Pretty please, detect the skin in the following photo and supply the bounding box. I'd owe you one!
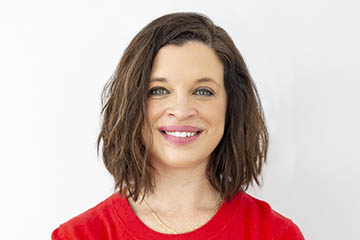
[129,41,227,234]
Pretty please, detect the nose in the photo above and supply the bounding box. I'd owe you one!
[166,94,197,120]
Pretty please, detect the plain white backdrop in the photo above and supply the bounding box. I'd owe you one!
[0,0,359,239]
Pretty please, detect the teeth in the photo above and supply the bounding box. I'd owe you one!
[165,131,197,137]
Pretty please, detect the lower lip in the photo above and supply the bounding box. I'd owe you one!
[159,131,202,145]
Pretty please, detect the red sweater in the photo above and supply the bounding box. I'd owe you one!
[52,191,305,239]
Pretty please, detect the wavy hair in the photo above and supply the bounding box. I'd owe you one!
[97,12,268,202]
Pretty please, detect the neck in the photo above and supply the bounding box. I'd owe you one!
[145,162,220,211]
[135,159,221,213]
[156,169,218,209]
[127,159,223,234]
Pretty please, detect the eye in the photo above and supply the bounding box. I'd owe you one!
[148,87,169,96]
[194,88,214,96]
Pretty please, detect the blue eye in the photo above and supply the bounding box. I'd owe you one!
[148,87,169,96]
[194,88,214,96]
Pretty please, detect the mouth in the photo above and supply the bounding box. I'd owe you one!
[157,126,204,145]
[159,130,202,138]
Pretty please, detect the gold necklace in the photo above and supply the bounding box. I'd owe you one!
[143,196,223,234]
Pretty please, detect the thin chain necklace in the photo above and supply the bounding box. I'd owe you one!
[143,195,223,234]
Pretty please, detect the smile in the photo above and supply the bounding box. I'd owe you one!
[163,131,199,138]
[158,126,203,145]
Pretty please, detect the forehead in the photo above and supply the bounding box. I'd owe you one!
[150,41,224,85]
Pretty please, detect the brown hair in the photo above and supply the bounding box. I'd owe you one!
[97,12,268,202]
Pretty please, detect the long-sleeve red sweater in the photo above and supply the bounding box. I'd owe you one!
[52,191,305,239]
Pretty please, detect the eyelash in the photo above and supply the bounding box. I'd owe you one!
[148,87,214,97]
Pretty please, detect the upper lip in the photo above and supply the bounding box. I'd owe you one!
[158,125,204,133]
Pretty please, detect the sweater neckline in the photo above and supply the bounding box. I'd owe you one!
[111,191,245,239]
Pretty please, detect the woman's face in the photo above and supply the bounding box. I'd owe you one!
[143,41,227,169]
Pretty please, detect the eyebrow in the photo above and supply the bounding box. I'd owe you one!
[149,77,220,87]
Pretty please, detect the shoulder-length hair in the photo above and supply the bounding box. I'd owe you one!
[97,12,268,202]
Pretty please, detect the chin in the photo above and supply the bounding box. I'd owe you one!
[152,153,208,169]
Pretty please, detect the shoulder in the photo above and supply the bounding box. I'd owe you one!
[51,192,126,240]
[231,192,305,239]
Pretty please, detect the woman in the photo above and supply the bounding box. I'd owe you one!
[52,12,305,239]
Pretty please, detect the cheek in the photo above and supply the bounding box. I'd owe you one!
[142,102,162,146]
[205,101,227,138]
[203,100,226,123]
[146,101,163,123]
[142,102,158,146]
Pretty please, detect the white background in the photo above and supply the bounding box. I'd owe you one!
[1,0,359,239]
